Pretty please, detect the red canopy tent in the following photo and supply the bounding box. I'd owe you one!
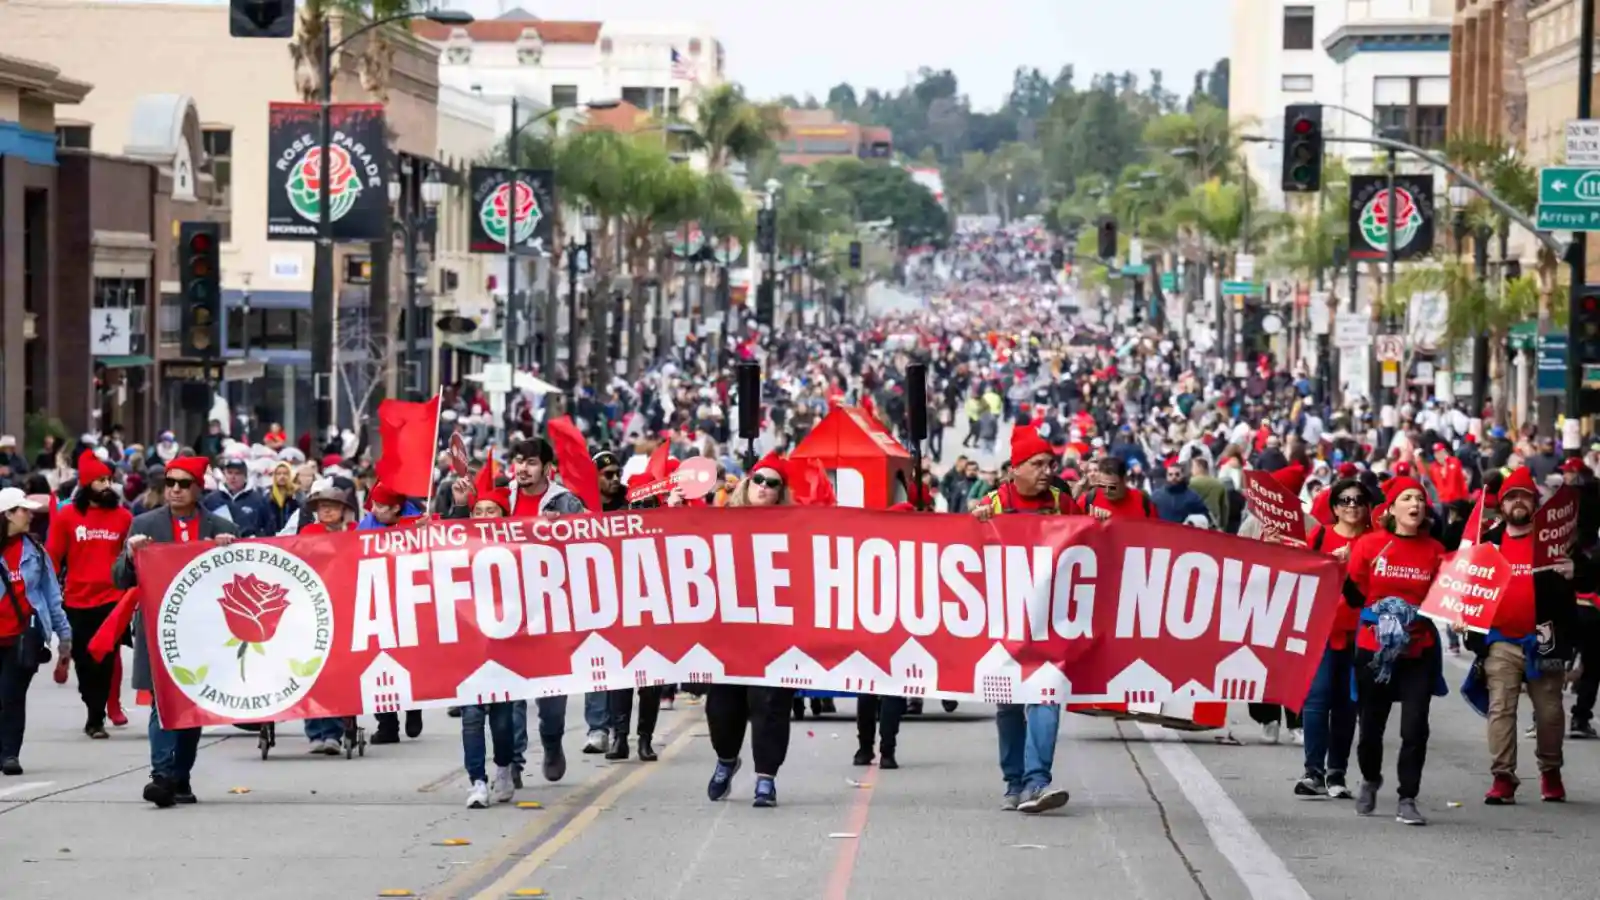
[789,405,913,509]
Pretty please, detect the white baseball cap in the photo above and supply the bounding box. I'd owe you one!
[0,487,42,513]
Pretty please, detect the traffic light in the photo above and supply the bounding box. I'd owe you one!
[1578,287,1600,364]
[755,280,775,327]
[848,240,862,269]
[756,209,776,255]
[229,0,293,37]
[1050,247,1065,270]
[1281,103,1324,193]
[180,222,222,359]
[1096,217,1117,260]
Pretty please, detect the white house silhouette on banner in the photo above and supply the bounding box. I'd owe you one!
[455,660,523,704]
[973,643,1022,704]
[677,644,725,683]
[1022,662,1071,705]
[891,638,938,697]
[360,652,413,713]
[1213,647,1268,702]
[572,633,624,691]
[831,651,892,693]
[1107,659,1171,705]
[766,647,827,689]
[624,647,673,688]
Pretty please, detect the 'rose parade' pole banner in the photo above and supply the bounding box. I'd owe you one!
[468,168,556,255]
[266,103,389,241]
[132,509,1342,729]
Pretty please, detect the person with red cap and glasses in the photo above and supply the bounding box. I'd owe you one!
[1473,466,1587,804]
[113,456,238,808]
[705,451,796,809]
[45,450,132,738]
[1341,474,1447,825]
[970,426,1075,814]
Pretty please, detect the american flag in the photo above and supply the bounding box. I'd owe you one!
[671,47,697,82]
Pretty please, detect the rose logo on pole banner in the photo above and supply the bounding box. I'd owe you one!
[286,144,363,224]
[479,179,540,248]
[218,574,292,681]
[1358,187,1422,255]
[157,544,335,719]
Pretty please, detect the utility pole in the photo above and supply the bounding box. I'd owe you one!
[1567,0,1595,453]
[503,97,521,370]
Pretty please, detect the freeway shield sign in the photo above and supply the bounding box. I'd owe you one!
[1538,167,1600,205]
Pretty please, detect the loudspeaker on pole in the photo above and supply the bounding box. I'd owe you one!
[906,363,928,442]
[737,362,761,440]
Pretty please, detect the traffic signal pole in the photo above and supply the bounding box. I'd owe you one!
[1567,0,1595,452]
[312,15,335,434]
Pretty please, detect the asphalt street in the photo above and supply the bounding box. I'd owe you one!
[7,424,1596,900]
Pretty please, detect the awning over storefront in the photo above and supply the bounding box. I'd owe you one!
[95,354,155,368]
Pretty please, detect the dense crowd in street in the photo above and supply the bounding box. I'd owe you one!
[2,219,1598,829]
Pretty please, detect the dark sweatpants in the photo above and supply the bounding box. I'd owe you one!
[1355,650,1434,800]
[65,604,116,729]
[706,685,794,776]
[608,685,662,738]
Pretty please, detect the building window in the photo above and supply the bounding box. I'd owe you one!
[1374,76,1449,150]
[1281,74,1314,93]
[1283,6,1315,50]
[202,127,233,210]
[669,87,680,119]
[621,87,652,111]
[801,139,854,155]
[551,85,579,109]
[55,125,90,149]
[158,297,181,346]
[227,307,310,350]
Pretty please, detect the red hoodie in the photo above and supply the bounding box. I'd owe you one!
[1428,458,1469,504]
[45,502,133,609]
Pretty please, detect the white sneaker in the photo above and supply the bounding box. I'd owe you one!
[1262,722,1281,744]
[466,780,490,809]
[583,730,608,754]
[1289,728,1304,746]
[490,767,516,804]
[308,740,327,755]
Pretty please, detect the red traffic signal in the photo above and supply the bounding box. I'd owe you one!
[1293,117,1315,135]
[189,231,214,254]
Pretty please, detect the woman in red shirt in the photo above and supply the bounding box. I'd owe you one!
[1342,476,1446,826]
[1293,477,1373,800]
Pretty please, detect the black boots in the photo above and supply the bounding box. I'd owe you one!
[605,733,630,760]
[638,736,658,762]
[878,741,899,769]
[607,734,659,761]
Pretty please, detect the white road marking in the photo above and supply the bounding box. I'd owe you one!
[1137,724,1314,900]
[0,781,54,799]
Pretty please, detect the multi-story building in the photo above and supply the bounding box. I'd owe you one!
[430,84,502,387]
[1522,0,1600,279]
[0,0,448,438]
[777,109,893,166]
[1230,0,1452,207]
[413,10,724,125]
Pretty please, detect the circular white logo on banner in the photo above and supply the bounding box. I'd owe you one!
[156,543,334,720]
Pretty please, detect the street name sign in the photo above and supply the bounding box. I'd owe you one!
[1536,166,1600,231]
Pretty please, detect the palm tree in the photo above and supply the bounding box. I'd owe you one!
[685,83,785,173]
[288,0,418,102]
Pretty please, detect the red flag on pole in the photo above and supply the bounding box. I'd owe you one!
[546,416,601,513]
[473,445,501,499]
[375,395,441,499]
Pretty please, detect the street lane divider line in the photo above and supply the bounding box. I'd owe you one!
[0,781,54,800]
[822,763,879,900]
[425,713,699,900]
[465,725,699,900]
[1135,723,1313,900]
[0,732,233,817]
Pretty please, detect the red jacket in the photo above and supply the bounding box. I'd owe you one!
[1429,458,1469,504]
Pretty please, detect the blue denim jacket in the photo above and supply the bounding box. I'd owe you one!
[2,536,71,647]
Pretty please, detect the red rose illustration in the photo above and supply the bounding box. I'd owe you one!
[297,147,355,195]
[218,574,291,681]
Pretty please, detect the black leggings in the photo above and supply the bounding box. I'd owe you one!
[705,685,793,776]
[1355,649,1434,799]
[65,605,116,729]
[0,645,37,760]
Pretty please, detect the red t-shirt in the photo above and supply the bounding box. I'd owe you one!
[171,514,198,544]
[45,503,133,609]
[509,489,546,517]
[1088,487,1155,519]
[1310,525,1366,649]
[1347,530,1446,655]
[1493,532,1537,638]
[0,539,33,640]
[298,521,349,534]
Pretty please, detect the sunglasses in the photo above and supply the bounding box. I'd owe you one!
[750,474,785,490]
[164,477,197,490]
[1334,494,1368,507]
[599,469,621,479]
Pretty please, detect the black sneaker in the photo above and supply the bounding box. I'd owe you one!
[371,728,400,745]
[1294,773,1327,797]
[637,738,658,762]
[405,710,424,739]
[143,776,177,808]
[852,747,873,766]
[0,757,21,776]
[879,749,899,770]
[1571,720,1597,740]
[174,780,197,805]
[542,743,567,782]
[605,735,629,761]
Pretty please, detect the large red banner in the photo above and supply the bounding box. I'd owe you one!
[132,509,1343,729]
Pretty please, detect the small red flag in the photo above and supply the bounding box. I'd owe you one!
[789,457,837,507]
[473,444,500,498]
[546,416,601,513]
[375,395,441,500]
[645,441,672,481]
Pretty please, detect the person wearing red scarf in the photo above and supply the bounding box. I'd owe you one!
[45,452,132,738]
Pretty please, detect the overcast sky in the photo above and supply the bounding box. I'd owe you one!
[452,0,1232,111]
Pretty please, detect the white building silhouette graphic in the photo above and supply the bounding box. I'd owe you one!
[891,638,938,697]
[571,633,624,691]
[360,652,413,713]
[1107,659,1172,705]
[1173,679,1216,700]
[677,644,725,683]
[1214,647,1268,702]
[973,643,1022,704]
[765,647,827,689]
[1021,662,1071,705]
[831,651,892,694]
[455,660,523,704]
[624,647,673,688]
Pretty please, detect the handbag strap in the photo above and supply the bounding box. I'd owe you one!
[0,542,34,633]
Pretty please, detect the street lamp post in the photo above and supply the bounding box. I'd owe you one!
[565,209,599,413]
[389,164,445,401]
[311,8,473,433]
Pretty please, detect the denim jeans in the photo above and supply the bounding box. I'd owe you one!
[462,702,516,783]
[148,697,201,782]
[304,717,344,743]
[996,703,1061,795]
[1301,644,1357,779]
[584,691,609,731]
[511,700,527,769]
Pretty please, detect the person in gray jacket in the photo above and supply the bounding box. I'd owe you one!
[112,456,238,808]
